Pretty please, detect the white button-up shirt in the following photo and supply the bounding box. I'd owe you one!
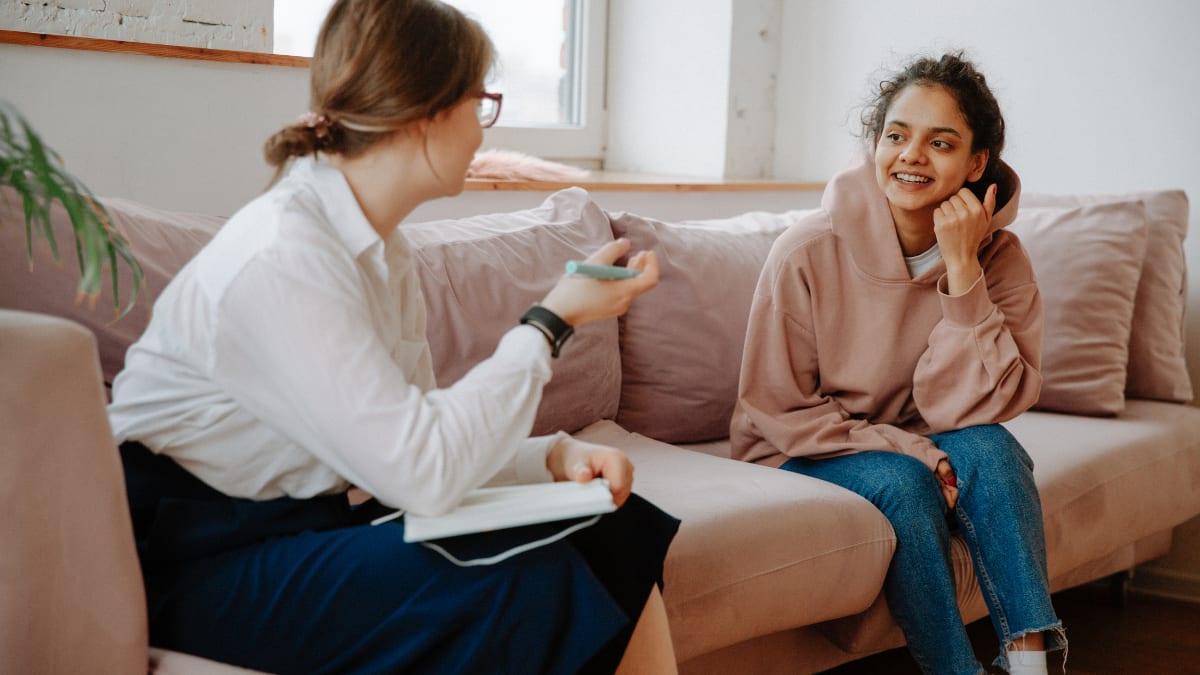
[109,157,556,515]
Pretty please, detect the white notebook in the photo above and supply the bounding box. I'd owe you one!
[401,478,616,543]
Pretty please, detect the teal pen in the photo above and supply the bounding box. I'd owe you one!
[565,260,642,279]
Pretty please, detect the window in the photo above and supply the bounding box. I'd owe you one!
[274,0,606,163]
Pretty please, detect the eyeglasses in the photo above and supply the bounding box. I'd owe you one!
[477,92,503,128]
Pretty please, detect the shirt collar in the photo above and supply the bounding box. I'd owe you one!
[291,156,383,260]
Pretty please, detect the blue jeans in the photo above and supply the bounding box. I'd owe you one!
[782,425,1065,674]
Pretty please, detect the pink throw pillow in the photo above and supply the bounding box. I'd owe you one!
[1008,201,1150,415]
[404,188,620,436]
[1023,191,1192,403]
[0,188,226,386]
[608,209,812,443]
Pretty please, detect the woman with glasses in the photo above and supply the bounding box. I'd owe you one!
[107,0,679,673]
[731,53,1064,674]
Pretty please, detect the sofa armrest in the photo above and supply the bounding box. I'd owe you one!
[0,309,147,674]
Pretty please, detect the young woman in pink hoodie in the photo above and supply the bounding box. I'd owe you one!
[731,53,1065,674]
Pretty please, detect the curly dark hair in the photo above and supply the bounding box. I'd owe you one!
[862,52,1006,197]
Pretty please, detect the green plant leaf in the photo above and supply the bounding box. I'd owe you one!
[1,99,145,316]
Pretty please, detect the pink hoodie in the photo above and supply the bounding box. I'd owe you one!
[730,149,1043,470]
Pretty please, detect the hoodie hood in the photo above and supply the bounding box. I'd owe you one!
[821,145,1022,281]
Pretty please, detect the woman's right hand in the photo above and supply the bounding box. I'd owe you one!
[538,238,659,327]
[546,435,634,507]
[936,458,959,510]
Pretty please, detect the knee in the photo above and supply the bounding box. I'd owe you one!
[935,424,1033,478]
[870,457,946,524]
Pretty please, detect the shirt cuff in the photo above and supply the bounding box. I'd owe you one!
[514,432,562,484]
[937,271,992,327]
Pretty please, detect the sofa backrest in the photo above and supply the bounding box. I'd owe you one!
[5,184,1190,445]
[403,187,621,436]
[1,185,621,436]
[605,189,1192,444]
[608,209,815,443]
[0,188,226,388]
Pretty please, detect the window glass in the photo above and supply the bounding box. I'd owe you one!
[273,0,583,127]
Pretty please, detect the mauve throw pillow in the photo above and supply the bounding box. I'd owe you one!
[1008,201,1150,415]
[403,188,619,436]
[1023,191,1192,403]
[608,209,813,443]
[0,188,225,386]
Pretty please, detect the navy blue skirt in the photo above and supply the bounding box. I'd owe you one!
[121,442,679,675]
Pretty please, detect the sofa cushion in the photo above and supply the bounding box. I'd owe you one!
[1008,201,1149,415]
[573,420,896,662]
[608,209,813,443]
[404,188,620,436]
[0,188,226,387]
[1023,191,1192,403]
[1012,400,1200,580]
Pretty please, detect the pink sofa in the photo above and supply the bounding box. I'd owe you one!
[3,186,1199,674]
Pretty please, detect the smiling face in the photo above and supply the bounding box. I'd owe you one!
[874,84,989,231]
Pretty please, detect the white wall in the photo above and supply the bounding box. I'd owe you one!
[773,0,1200,598]
[0,0,272,52]
[605,0,733,177]
[604,0,782,179]
[0,43,308,215]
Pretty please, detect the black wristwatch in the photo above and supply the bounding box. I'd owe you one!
[520,304,574,358]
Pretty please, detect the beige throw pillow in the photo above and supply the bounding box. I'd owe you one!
[608,209,812,443]
[1023,191,1192,403]
[404,188,621,436]
[1008,201,1150,415]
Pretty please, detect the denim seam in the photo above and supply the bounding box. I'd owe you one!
[955,502,1011,639]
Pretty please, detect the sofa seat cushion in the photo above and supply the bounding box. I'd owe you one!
[573,420,896,662]
[1011,400,1200,579]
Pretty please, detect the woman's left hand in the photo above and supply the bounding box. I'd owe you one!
[546,435,634,507]
[934,184,996,295]
[935,458,959,510]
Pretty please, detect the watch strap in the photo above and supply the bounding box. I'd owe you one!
[520,304,574,358]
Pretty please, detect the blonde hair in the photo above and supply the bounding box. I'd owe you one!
[263,0,494,183]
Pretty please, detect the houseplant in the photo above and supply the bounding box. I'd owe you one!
[1,99,143,316]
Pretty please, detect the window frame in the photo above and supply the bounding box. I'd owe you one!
[0,0,609,164]
[478,0,607,164]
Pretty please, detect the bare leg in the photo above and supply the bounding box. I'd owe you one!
[615,586,677,675]
[1010,632,1045,651]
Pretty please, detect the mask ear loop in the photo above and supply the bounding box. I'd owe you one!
[419,514,604,567]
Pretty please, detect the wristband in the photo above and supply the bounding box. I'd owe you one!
[520,304,574,358]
